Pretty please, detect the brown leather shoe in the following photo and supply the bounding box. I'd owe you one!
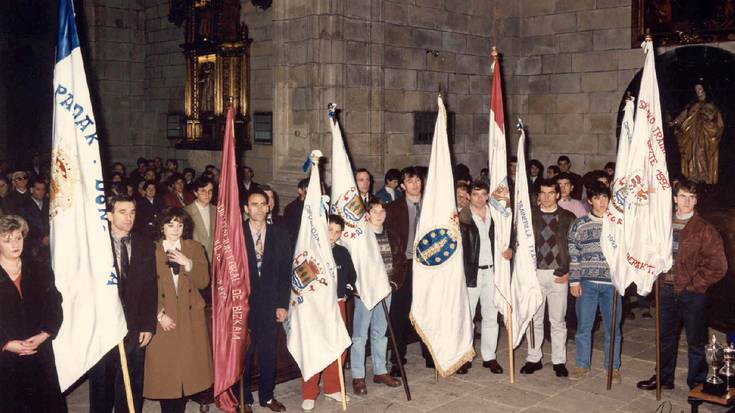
[263,398,287,412]
[352,378,368,395]
[482,359,503,374]
[373,373,401,387]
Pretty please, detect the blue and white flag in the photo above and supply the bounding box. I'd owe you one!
[510,123,543,348]
[410,96,474,377]
[50,0,127,391]
[285,150,351,381]
[328,104,391,310]
[620,39,673,295]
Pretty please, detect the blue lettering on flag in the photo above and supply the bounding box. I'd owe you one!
[54,82,99,145]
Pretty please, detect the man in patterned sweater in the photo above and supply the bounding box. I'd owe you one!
[521,178,576,377]
[568,182,622,382]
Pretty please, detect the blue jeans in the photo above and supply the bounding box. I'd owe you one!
[350,295,391,379]
[659,284,707,388]
[574,281,622,370]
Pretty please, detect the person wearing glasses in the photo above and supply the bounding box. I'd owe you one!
[6,171,30,214]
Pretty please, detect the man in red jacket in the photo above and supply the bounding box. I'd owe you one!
[637,179,727,391]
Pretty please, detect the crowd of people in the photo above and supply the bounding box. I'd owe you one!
[0,152,728,413]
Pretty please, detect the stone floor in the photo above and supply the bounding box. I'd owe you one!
[66,308,732,412]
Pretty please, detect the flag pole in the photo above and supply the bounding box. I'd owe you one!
[336,356,347,411]
[606,293,619,390]
[382,299,411,400]
[117,342,135,413]
[528,317,535,348]
[655,279,662,400]
[506,303,515,384]
[239,373,245,413]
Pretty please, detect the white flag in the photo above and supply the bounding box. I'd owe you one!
[410,96,475,377]
[620,39,673,295]
[51,0,127,391]
[328,105,391,310]
[510,123,543,348]
[601,97,636,294]
[488,51,513,314]
[285,150,351,381]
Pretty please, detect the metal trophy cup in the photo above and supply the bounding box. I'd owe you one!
[703,335,726,395]
[719,342,735,388]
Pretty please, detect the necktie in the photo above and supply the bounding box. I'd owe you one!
[119,236,130,300]
[255,231,264,276]
[414,202,421,232]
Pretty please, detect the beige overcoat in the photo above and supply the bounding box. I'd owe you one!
[143,239,213,399]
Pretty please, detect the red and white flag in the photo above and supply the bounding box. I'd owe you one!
[619,39,673,295]
[212,106,251,412]
[488,49,513,314]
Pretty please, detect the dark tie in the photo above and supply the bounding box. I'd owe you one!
[119,236,130,300]
[414,202,421,231]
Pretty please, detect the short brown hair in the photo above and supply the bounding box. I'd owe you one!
[673,178,699,198]
[0,215,29,239]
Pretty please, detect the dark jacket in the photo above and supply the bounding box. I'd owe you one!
[116,232,158,334]
[674,212,728,294]
[531,206,576,276]
[244,222,292,329]
[5,190,30,215]
[384,197,411,285]
[134,195,165,238]
[379,227,405,289]
[375,186,402,203]
[0,260,66,412]
[332,244,357,298]
[283,198,304,244]
[459,207,495,288]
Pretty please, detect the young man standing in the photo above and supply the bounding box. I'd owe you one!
[637,179,727,391]
[355,168,374,205]
[557,173,588,218]
[568,182,622,382]
[375,169,403,203]
[557,156,582,199]
[184,176,216,260]
[521,179,576,377]
[351,199,401,396]
[458,181,512,375]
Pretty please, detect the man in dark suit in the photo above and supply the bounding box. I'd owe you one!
[17,178,50,265]
[239,165,260,201]
[355,168,374,205]
[242,189,291,412]
[5,170,30,214]
[282,178,309,243]
[260,184,286,228]
[384,166,432,377]
[89,195,157,413]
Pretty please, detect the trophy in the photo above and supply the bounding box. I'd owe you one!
[703,335,726,395]
[719,342,735,388]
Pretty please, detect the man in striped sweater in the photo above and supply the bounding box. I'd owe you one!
[568,181,622,382]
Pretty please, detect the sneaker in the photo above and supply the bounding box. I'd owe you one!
[325,392,350,403]
[610,369,622,384]
[569,367,590,381]
[301,399,315,411]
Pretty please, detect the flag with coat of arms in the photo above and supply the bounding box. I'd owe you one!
[285,150,352,381]
[410,96,475,377]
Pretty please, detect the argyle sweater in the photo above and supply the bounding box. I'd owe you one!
[568,214,611,284]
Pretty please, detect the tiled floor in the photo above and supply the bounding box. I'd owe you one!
[65,308,732,412]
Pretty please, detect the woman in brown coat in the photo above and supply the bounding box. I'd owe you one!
[143,208,212,413]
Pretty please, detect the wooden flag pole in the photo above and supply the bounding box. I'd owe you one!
[655,279,662,401]
[239,373,245,413]
[336,356,347,411]
[382,299,411,400]
[606,294,619,390]
[117,342,135,413]
[506,303,515,384]
[529,316,535,348]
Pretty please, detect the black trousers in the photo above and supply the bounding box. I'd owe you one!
[159,398,187,413]
[241,317,278,406]
[389,263,430,366]
[88,333,146,413]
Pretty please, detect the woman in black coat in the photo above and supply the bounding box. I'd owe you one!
[0,215,66,413]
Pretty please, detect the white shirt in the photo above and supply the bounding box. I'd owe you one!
[471,204,494,267]
[32,197,43,210]
[195,201,211,236]
[385,186,396,201]
[162,239,192,294]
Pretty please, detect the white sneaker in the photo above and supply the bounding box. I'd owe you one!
[325,392,350,403]
[301,399,315,411]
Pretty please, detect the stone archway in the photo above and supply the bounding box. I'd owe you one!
[620,45,735,205]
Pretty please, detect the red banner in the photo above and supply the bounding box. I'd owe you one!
[212,106,250,412]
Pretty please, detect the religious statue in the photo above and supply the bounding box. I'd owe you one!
[671,82,724,184]
[198,61,215,114]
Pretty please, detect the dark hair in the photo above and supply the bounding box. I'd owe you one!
[556,172,574,184]
[243,165,253,174]
[29,177,46,189]
[557,155,571,164]
[165,159,178,168]
[155,207,193,240]
[604,162,615,171]
[136,157,147,166]
[328,214,345,230]
[469,180,489,193]
[366,197,386,212]
[246,188,269,204]
[355,168,372,179]
[205,164,216,171]
[401,166,422,183]
[587,181,611,199]
[112,162,126,172]
[455,181,470,192]
[673,178,700,197]
[192,176,214,192]
[537,178,560,194]
[509,156,518,164]
[547,165,560,175]
[384,168,401,183]
[297,178,310,190]
[142,180,157,192]
[183,167,195,176]
[106,194,136,212]
[529,159,544,172]
[167,173,185,187]
[455,164,471,183]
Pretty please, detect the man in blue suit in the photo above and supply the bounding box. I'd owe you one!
[241,189,292,412]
